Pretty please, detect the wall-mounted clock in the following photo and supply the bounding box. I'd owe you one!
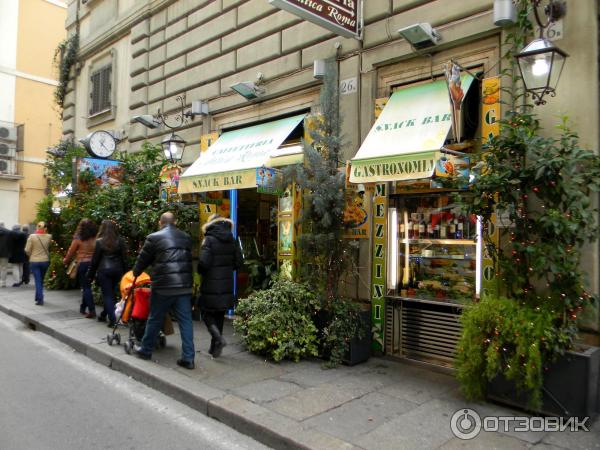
[82,130,117,159]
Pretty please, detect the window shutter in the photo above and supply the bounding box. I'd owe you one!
[89,65,112,115]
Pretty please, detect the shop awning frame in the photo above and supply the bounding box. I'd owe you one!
[179,114,305,193]
[350,75,475,184]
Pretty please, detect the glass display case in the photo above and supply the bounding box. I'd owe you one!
[387,193,481,306]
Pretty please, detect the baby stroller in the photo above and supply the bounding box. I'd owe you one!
[106,271,167,353]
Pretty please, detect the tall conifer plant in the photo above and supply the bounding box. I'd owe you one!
[286,59,354,305]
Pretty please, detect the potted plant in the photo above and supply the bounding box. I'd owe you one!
[448,1,600,416]
[284,58,369,367]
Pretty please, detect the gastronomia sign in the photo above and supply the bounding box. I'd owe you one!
[269,0,361,39]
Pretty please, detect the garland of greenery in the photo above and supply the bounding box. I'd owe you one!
[454,1,600,410]
[53,32,79,110]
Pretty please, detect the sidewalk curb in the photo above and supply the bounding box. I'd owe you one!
[0,301,353,450]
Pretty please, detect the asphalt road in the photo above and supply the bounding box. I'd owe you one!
[0,311,270,450]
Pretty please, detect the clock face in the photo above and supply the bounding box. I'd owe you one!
[88,131,116,158]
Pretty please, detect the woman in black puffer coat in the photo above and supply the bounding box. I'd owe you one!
[198,214,243,358]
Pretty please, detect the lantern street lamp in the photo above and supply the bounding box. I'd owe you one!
[162,132,186,163]
[515,0,568,105]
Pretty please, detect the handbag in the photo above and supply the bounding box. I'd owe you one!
[66,259,79,279]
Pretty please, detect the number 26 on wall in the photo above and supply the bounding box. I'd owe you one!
[340,77,358,95]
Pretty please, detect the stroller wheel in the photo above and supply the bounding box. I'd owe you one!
[114,333,121,345]
[124,340,132,354]
[159,335,167,349]
[107,334,113,346]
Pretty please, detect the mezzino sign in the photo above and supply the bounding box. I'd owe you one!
[269,0,362,39]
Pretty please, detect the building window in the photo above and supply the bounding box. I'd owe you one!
[89,65,112,116]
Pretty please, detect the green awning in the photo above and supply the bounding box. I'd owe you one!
[179,114,305,193]
[350,75,474,183]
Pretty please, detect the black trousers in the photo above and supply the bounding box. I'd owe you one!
[202,310,225,335]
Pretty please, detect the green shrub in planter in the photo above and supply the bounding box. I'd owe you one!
[320,297,366,368]
[234,278,320,362]
[456,295,570,410]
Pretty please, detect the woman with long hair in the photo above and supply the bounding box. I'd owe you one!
[87,220,128,327]
[64,218,98,317]
[24,222,52,305]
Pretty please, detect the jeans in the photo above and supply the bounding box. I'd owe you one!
[97,268,121,323]
[11,263,23,285]
[30,261,49,304]
[22,259,30,284]
[0,257,8,287]
[140,291,195,362]
[77,261,94,314]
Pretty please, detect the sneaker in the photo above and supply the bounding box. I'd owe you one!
[133,345,151,360]
[97,315,107,323]
[176,359,195,370]
[107,321,116,328]
[12,282,22,287]
[84,312,96,319]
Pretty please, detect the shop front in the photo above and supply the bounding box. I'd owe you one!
[179,114,306,296]
[351,68,494,368]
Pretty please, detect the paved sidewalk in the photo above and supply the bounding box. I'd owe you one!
[1,285,598,450]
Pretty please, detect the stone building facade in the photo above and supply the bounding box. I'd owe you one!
[63,0,599,339]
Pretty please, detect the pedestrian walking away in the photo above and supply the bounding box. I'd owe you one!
[198,214,243,358]
[21,225,31,285]
[0,221,13,288]
[87,220,128,327]
[132,211,195,369]
[9,225,27,287]
[64,219,97,317]
[24,222,52,305]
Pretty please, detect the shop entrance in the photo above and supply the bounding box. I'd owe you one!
[236,189,279,296]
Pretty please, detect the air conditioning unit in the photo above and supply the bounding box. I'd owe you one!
[0,142,16,158]
[0,125,17,142]
[0,159,16,175]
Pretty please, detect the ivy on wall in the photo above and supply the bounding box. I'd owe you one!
[53,32,79,110]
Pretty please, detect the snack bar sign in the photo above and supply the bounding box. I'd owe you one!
[269,0,361,39]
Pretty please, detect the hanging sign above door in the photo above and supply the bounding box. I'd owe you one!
[269,0,362,39]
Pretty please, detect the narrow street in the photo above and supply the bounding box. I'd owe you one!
[0,311,269,450]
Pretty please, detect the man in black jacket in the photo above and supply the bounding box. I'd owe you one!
[132,212,195,369]
[198,214,243,358]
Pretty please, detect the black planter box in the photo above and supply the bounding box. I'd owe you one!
[343,310,372,366]
[487,346,600,418]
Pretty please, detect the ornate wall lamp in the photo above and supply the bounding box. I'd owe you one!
[132,94,209,162]
[515,0,568,105]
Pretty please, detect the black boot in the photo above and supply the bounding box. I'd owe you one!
[207,324,226,358]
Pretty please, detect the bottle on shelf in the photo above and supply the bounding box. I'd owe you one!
[439,217,447,239]
[456,211,465,239]
[426,213,434,239]
[399,219,405,239]
[448,214,456,239]
[418,214,426,239]
[412,214,420,240]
